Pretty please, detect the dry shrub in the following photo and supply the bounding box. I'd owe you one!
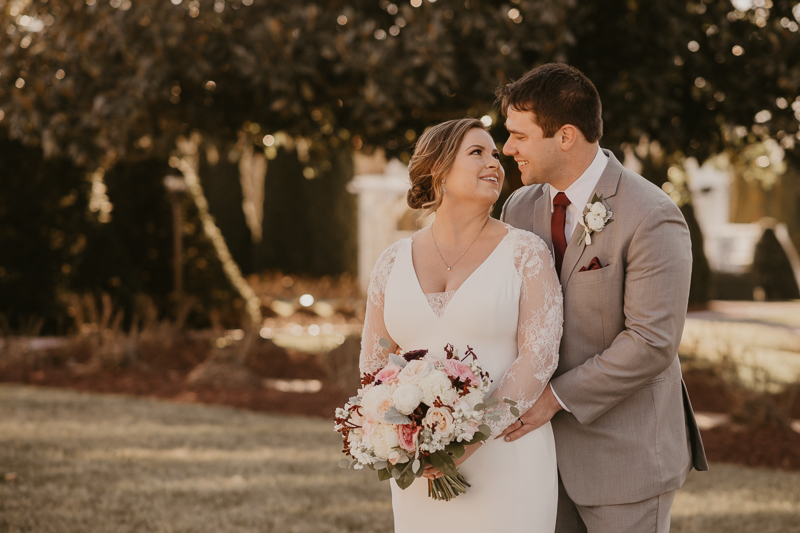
[0,315,46,369]
[720,358,800,428]
[682,343,800,427]
[186,329,263,389]
[65,293,201,374]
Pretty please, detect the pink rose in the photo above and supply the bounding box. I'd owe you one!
[443,359,477,384]
[375,363,402,384]
[397,424,421,452]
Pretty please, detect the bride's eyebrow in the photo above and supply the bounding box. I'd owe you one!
[465,144,488,152]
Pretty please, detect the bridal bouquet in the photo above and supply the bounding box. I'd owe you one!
[334,341,519,501]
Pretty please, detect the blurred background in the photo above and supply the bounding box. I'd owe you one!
[1,0,800,531]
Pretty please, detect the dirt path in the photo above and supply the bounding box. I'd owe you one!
[1,384,799,532]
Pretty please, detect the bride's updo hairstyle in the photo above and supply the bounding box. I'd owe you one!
[407,118,486,216]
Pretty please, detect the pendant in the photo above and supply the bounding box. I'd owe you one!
[447,267,451,271]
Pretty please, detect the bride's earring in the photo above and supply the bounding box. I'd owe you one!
[443,180,446,194]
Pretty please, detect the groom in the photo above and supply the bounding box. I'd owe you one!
[497,63,708,532]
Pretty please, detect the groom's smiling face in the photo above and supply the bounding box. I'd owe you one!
[502,108,561,187]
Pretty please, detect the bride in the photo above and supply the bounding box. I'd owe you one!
[359,118,563,531]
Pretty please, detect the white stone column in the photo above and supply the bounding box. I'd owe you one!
[347,159,429,293]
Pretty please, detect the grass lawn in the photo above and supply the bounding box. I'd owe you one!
[1,384,799,533]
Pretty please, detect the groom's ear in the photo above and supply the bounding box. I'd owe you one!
[557,125,580,152]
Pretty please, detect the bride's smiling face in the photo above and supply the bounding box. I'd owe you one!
[440,128,504,207]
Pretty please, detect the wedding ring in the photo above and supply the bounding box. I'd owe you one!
[517,417,524,426]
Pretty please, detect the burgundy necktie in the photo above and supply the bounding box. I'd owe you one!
[551,192,571,274]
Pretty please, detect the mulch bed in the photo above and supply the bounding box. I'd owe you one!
[701,425,800,471]
[2,343,800,471]
[9,367,350,419]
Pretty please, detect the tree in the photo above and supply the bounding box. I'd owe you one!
[2,0,800,326]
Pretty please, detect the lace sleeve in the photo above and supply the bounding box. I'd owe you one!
[359,241,402,375]
[484,229,563,438]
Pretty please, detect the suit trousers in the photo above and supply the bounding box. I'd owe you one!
[556,474,676,533]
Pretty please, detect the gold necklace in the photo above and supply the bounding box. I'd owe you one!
[430,218,490,271]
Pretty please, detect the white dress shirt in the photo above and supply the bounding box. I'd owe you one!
[547,146,608,413]
[548,146,609,244]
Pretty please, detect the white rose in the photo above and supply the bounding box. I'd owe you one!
[424,407,455,437]
[361,384,394,423]
[398,359,430,385]
[370,423,400,460]
[585,212,605,232]
[392,384,423,415]
[418,370,458,407]
[589,202,607,218]
[462,390,485,410]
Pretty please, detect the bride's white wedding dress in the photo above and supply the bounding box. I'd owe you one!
[360,225,563,532]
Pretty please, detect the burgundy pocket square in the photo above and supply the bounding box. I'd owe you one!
[579,257,606,272]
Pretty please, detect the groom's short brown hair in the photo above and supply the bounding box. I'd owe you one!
[495,63,603,143]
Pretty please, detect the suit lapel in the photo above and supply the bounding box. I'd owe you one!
[561,149,623,287]
[560,220,588,286]
[532,186,554,254]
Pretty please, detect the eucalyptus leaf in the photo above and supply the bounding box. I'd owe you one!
[338,458,350,469]
[373,460,388,470]
[383,406,412,424]
[486,414,501,421]
[396,468,416,490]
[389,353,407,369]
[473,403,486,411]
[446,441,465,459]
[510,406,520,417]
[484,397,499,406]
[429,450,458,478]
[391,467,401,480]
[399,457,414,474]
[478,424,492,436]
[503,398,518,406]
[412,458,421,473]
[379,337,392,350]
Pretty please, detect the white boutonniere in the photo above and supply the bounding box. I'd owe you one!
[577,193,613,245]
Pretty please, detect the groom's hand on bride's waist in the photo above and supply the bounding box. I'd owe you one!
[497,385,562,443]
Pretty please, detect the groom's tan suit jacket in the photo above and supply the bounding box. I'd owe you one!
[501,150,708,507]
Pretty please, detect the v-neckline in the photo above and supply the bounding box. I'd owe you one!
[409,228,511,318]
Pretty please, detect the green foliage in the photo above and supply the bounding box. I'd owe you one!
[3,0,800,324]
[427,449,458,478]
[0,136,88,332]
[0,133,243,333]
[199,153,254,274]
[444,440,465,459]
[72,158,242,326]
[2,0,798,166]
[256,147,356,275]
[753,227,800,300]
